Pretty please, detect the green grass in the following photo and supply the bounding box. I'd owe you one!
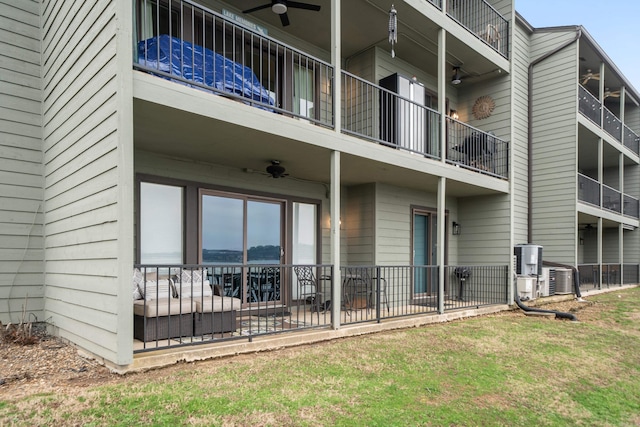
[3,287,640,426]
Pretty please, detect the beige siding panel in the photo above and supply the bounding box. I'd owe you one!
[511,22,532,244]
[41,0,127,364]
[0,0,43,323]
[530,32,578,264]
[457,194,510,264]
[375,183,441,265]
[46,204,118,239]
[344,184,375,265]
[44,161,118,212]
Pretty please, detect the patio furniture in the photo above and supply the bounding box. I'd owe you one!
[293,266,323,316]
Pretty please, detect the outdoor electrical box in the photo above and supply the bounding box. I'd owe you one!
[514,244,543,276]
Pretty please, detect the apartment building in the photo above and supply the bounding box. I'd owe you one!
[1,0,637,371]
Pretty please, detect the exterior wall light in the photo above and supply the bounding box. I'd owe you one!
[452,221,461,235]
[449,109,459,120]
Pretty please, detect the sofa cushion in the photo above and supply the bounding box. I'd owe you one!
[141,279,173,301]
[195,295,242,313]
[176,269,213,298]
[134,297,194,317]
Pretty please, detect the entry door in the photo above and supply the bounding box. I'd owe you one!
[200,192,283,306]
[413,210,438,297]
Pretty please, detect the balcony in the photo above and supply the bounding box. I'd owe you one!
[578,85,640,155]
[445,0,509,58]
[133,0,509,180]
[578,173,639,219]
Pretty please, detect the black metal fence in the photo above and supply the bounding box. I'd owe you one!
[133,263,509,352]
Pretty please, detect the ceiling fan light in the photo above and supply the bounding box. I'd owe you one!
[451,67,461,85]
[272,3,287,14]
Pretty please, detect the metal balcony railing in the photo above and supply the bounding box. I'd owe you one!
[579,85,601,125]
[602,184,622,214]
[624,194,640,218]
[133,0,334,128]
[578,173,639,219]
[134,263,509,351]
[446,117,509,179]
[623,264,640,285]
[341,71,441,159]
[603,105,622,142]
[623,124,640,155]
[446,0,509,58]
[578,173,600,206]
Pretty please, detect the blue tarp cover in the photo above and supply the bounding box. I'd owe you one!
[138,35,274,106]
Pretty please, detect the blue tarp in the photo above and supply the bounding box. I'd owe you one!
[137,35,274,106]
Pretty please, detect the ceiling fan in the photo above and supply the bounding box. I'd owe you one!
[604,88,621,98]
[266,160,289,178]
[242,0,321,27]
[580,69,600,85]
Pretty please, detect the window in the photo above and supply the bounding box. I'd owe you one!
[140,182,183,264]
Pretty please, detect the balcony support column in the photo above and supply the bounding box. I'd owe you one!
[331,0,341,132]
[598,138,603,203]
[619,224,624,285]
[437,177,446,315]
[597,217,603,288]
[438,28,446,163]
[330,150,341,329]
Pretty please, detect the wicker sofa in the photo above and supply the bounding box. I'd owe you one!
[173,269,242,336]
[133,268,242,342]
[133,297,194,341]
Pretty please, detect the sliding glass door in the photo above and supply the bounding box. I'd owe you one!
[200,191,283,306]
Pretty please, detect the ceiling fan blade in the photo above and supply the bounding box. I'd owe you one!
[280,12,290,26]
[581,77,590,85]
[287,1,321,11]
[242,3,271,14]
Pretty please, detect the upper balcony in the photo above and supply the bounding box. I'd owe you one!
[579,85,640,156]
[132,0,510,181]
[578,173,639,219]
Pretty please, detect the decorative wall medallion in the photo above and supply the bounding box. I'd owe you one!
[472,95,495,120]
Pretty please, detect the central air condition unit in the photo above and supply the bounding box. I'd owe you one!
[514,244,543,276]
[555,268,573,294]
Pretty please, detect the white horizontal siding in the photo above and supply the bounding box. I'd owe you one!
[0,0,43,323]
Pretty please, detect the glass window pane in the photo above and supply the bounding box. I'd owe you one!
[247,201,281,263]
[140,182,183,264]
[292,202,316,264]
[201,195,244,264]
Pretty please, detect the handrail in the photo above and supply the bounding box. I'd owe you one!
[341,70,441,159]
[446,0,509,58]
[446,117,509,179]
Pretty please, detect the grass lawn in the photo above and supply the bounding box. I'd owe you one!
[2,287,640,426]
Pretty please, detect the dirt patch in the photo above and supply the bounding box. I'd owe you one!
[0,336,117,400]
